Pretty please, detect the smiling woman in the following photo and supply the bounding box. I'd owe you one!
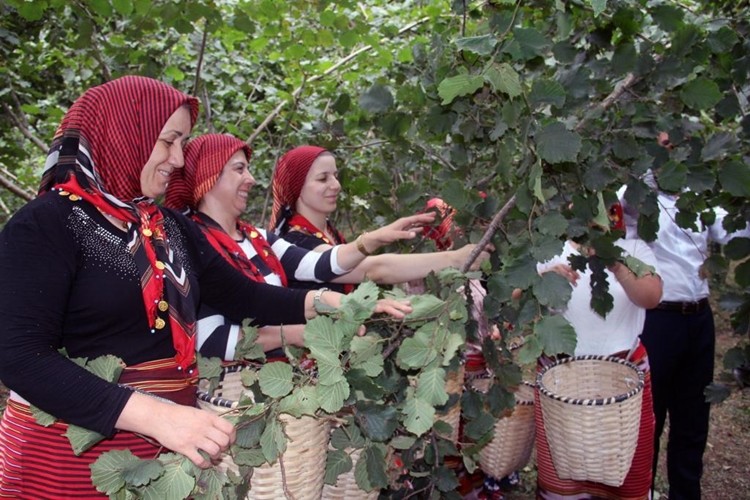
[139,106,191,198]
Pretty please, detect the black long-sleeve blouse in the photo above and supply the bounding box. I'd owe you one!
[0,192,306,435]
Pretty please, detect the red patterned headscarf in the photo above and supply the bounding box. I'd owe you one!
[165,133,252,212]
[270,145,328,232]
[165,134,288,286]
[39,76,200,370]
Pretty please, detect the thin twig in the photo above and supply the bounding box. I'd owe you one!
[278,454,296,500]
[246,17,429,146]
[460,194,517,273]
[193,27,208,97]
[2,103,48,153]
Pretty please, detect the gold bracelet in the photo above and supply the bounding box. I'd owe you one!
[356,233,371,256]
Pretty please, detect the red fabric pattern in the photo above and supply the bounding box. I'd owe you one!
[164,133,252,212]
[423,197,461,251]
[38,76,200,370]
[0,358,196,498]
[270,145,328,231]
[193,214,288,287]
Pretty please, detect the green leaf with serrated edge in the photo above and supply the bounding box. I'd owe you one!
[30,405,56,426]
[518,335,544,365]
[112,0,133,16]
[405,294,445,320]
[260,417,286,463]
[85,355,125,382]
[454,34,497,55]
[593,192,611,230]
[402,396,435,436]
[359,84,393,114]
[317,357,346,386]
[484,63,522,98]
[535,212,568,237]
[701,132,736,162]
[233,447,267,467]
[442,333,464,365]
[90,449,145,496]
[536,121,581,164]
[680,77,722,111]
[623,255,656,278]
[278,385,320,417]
[504,254,540,289]
[121,458,164,488]
[657,161,688,193]
[463,411,495,441]
[323,449,353,485]
[318,379,349,413]
[197,356,223,383]
[65,424,106,455]
[193,466,225,499]
[533,272,573,310]
[415,367,449,406]
[723,347,746,370]
[438,74,485,105]
[143,454,194,500]
[434,465,460,492]
[724,238,750,261]
[361,446,388,490]
[350,335,384,376]
[235,417,265,448]
[304,316,342,365]
[239,368,258,391]
[529,79,566,109]
[589,0,607,16]
[354,449,373,492]
[354,402,398,442]
[258,362,293,398]
[396,326,439,369]
[237,321,265,361]
[718,160,750,197]
[389,435,417,450]
[535,315,577,356]
[340,281,379,323]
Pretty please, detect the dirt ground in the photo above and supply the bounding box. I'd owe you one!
[0,307,748,499]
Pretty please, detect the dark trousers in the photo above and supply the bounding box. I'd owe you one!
[640,306,715,500]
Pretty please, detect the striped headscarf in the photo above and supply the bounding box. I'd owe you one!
[39,75,201,370]
[165,133,252,212]
[165,134,288,286]
[270,145,328,233]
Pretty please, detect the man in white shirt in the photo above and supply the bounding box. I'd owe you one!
[620,172,749,500]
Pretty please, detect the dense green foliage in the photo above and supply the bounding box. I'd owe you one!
[4,0,750,496]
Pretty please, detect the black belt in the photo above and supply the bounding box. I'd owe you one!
[655,298,709,315]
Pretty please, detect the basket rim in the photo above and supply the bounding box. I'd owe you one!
[536,354,644,406]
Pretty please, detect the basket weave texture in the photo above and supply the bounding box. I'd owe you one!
[536,355,644,487]
[471,380,536,479]
[321,447,379,500]
[198,365,330,500]
[436,366,465,443]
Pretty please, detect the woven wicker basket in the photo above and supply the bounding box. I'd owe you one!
[435,365,465,443]
[471,379,536,479]
[537,355,645,487]
[198,365,330,500]
[321,447,379,500]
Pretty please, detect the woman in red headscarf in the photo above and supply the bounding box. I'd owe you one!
[165,135,490,357]
[270,146,491,294]
[0,77,393,497]
[532,203,663,499]
[165,133,433,355]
